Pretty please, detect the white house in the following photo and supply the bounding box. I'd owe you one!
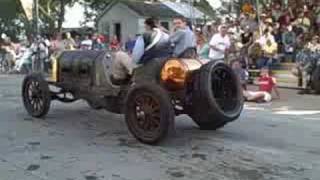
[97,1,204,44]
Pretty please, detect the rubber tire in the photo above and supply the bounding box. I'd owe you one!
[189,61,244,130]
[312,66,320,94]
[124,83,174,145]
[22,73,51,118]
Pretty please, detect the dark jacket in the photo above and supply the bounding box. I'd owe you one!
[139,30,171,64]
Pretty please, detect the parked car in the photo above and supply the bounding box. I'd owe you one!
[21,50,244,144]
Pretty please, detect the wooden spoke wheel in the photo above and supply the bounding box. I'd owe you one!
[125,83,174,145]
[22,73,51,118]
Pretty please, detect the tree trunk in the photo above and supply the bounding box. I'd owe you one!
[57,0,65,32]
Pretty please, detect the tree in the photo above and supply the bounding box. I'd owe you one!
[0,0,30,41]
[38,0,76,33]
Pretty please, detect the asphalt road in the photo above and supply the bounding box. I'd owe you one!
[0,74,320,180]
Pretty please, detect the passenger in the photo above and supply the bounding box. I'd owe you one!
[111,17,170,83]
[153,17,170,34]
[133,18,170,64]
[170,16,197,58]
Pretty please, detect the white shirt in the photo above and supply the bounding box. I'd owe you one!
[209,33,231,60]
[81,39,93,50]
[257,34,275,47]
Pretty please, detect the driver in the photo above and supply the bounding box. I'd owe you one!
[111,18,170,83]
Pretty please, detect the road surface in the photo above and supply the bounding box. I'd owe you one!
[0,74,320,180]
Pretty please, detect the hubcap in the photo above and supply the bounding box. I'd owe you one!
[25,80,44,113]
[134,94,161,132]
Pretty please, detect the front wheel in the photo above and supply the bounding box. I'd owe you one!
[189,61,244,130]
[124,83,174,145]
[22,73,51,118]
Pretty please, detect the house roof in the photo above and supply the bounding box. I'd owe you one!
[125,1,181,18]
[97,1,205,22]
[162,1,204,19]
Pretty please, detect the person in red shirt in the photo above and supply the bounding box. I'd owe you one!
[258,67,280,100]
[110,35,120,51]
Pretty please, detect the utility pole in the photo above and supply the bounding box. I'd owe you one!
[33,0,39,38]
[256,0,262,35]
[32,0,42,72]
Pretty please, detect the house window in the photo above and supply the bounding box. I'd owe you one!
[160,21,169,30]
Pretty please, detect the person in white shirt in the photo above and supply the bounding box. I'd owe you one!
[80,35,93,50]
[209,24,231,61]
[257,28,276,47]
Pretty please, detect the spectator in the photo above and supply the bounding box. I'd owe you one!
[50,32,65,60]
[306,35,320,52]
[231,60,249,89]
[258,67,280,100]
[92,36,106,51]
[243,89,274,103]
[125,35,136,54]
[257,29,276,48]
[258,39,278,68]
[231,59,271,103]
[279,10,293,29]
[63,32,76,50]
[240,13,258,33]
[80,35,93,50]
[240,25,253,67]
[209,24,231,61]
[295,36,320,94]
[110,35,120,51]
[315,2,320,29]
[74,35,81,49]
[272,2,283,22]
[282,25,297,62]
[196,34,209,60]
[293,12,311,33]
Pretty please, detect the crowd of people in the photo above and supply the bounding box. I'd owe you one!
[194,0,320,96]
[2,0,320,101]
[197,1,320,70]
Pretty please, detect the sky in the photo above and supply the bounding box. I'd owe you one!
[207,0,223,9]
[62,0,224,28]
[63,2,94,28]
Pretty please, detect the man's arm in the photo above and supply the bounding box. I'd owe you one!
[131,36,145,64]
[170,30,184,44]
[210,45,222,52]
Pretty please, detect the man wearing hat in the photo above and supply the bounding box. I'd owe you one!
[208,24,231,62]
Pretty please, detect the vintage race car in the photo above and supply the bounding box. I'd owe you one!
[22,50,244,144]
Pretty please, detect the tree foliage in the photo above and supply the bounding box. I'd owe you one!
[0,0,29,41]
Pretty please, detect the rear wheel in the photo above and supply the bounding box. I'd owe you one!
[22,73,51,118]
[189,61,244,130]
[125,83,174,145]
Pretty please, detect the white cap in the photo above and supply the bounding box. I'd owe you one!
[1,33,7,39]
